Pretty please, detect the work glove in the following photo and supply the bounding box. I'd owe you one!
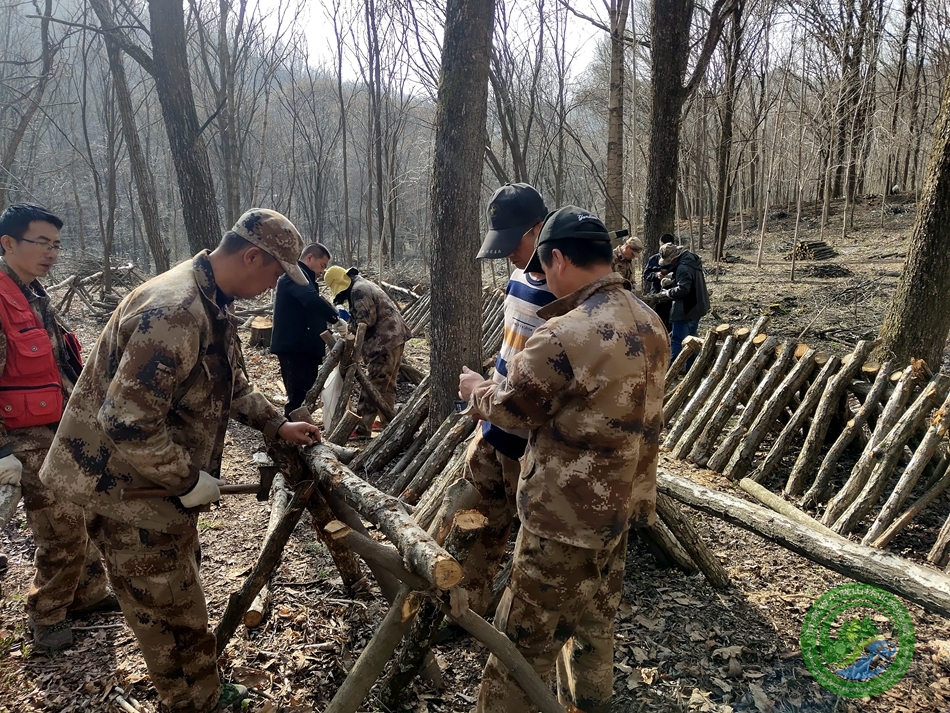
[331,320,348,337]
[658,290,671,300]
[0,454,22,487]
[179,470,222,509]
[660,277,675,289]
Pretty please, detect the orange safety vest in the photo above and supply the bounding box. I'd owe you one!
[0,271,64,428]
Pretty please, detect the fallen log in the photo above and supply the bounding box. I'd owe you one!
[303,445,462,589]
[639,521,697,573]
[657,470,950,618]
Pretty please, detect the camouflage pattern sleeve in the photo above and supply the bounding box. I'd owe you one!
[349,284,378,332]
[469,325,575,433]
[230,347,286,438]
[96,308,203,493]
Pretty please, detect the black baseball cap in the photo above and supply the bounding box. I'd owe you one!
[524,205,610,273]
[477,183,548,259]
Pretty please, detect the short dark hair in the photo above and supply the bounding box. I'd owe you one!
[0,204,63,243]
[538,238,613,269]
[660,233,675,245]
[219,230,276,264]
[301,242,330,261]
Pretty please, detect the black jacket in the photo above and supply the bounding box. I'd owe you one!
[270,262,339,356]
[667,251,710,323]
[642,252,665,294]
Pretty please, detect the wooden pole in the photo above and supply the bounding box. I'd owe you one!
[870,464,950,549]
[663,328,722,418]
[655,494,730,588]
[244,474,290,628]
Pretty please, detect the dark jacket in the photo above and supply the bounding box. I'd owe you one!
[270,262,339,356]
[642,253,665,294]
[667,251,710,323]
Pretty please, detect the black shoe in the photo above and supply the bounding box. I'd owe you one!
[68,593,122,618]
[29,618,73,652]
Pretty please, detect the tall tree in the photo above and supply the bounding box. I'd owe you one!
[429,0,495,423]
[875,72,950,368]
[604,0,631,232]
[642,0,736,256]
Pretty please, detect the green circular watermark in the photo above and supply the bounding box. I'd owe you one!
[800,583,914,698]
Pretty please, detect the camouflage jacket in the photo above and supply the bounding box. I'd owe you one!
[0,258,79,456]
[611,249,639,292]
[40,252,286,533]
[468,274,669,550]
[347,275,411,357]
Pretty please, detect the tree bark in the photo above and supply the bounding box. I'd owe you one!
[147,0,221,253]
[876,67,950,368]
[428,0,494,426]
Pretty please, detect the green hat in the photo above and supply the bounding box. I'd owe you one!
[524,205,610,273]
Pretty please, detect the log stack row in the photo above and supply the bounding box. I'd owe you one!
[783,240,837,261]
[662,321,950,573]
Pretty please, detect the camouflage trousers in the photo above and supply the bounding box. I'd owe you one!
[14,425,109,626]
[356,343,404,431]
[86,514,220,713]
[477,528,629,713]
[459,428,520,615]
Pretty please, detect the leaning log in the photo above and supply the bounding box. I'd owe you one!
[244,474,290,628]
[655,494,730,589]
[354,363,397,422]
[303,445,462,589]
[302,337,346,414]
[657,470,950,618]
[400,416,477,504]
[664,336,702,390]
[870,465,950,550]
[663,329,721,419]
[349,375,430,473]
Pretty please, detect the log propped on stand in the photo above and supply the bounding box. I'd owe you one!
[657,469,950,618]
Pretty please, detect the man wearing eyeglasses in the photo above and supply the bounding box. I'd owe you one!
[0,203,116,652]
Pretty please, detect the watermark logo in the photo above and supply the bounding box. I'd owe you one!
[801,583,914,697]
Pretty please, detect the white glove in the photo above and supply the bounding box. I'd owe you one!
[0,454,22,487]
[331,320,348,336]
[179,470,222,508]
[660,277,675,289]
[658,290,671,300]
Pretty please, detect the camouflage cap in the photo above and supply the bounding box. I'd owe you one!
[231,209,307,286]
[658,243,687,266]
[624,236,644,252]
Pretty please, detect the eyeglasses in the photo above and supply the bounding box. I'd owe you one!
[19,237,61,254]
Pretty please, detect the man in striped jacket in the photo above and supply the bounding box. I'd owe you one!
[458,183,556,616]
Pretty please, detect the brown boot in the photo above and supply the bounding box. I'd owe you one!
[29,618,73,652]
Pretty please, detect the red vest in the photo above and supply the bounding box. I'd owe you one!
[0,271,64,428]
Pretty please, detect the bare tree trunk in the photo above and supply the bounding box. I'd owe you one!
[429,0,494,426]
[875,73,950,368]
[605,0,631,231]
[148,0,221,253]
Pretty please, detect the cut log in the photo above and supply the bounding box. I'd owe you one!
[379,511,487,708]
[639,520,697,573]
[655,494,730,588]
[749,354,841,485]
[390,411,465,496]
[248,316,273,348]
[302,337,346,414]
[928,513,950,569]
[330,365,359,433]
[783,339,878,497]
[688,334,779,465]
[400,417,477,504]
[244,474,290,628]
[870,465,950,549]
[822,365,918,525]
[863,389,950,545]
[738,478,845,542]
[354,364,397,422]
[722,348,817,481]
[801,361,894,509]
[306,486,364,590]
[325,521,431,592]
[0,483,21,528]
[664,335,737,450]
[706,342,795,472]
[665,336,702,391]
[657,470,950,618]
[327,410,361,446]
[830,375,950,535]
[215,481,315,654]
[663,329,721,418]
[303,446,462,589]
[399,360,426,385]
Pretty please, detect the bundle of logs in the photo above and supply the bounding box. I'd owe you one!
[784,240,837,261]
[45,263,147,318]
[662,317,950,613]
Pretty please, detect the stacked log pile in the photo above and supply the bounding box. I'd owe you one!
[662,320,950,584]
[783,240,837,261]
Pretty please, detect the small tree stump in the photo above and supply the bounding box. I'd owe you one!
[249,316,273,348]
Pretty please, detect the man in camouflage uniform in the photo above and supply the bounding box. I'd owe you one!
[0,204,114,651]
[459,206,669,713]
[40,209,322,712]
[324,266,411,433]
[611,235,643,291]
